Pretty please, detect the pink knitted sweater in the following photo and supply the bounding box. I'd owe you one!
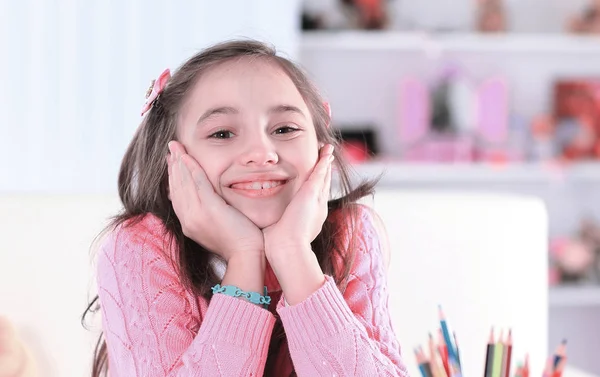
[96,206,409,376]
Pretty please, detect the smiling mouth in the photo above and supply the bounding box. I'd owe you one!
[230,180,287,190]
[229,180,288,197]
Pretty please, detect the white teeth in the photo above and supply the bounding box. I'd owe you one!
[232,180,284,190]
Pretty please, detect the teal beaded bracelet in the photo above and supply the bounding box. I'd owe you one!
[211,284,271,307]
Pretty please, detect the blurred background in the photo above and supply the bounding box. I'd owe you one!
[2,0,600,375]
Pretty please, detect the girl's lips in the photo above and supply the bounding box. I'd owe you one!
[229,180,288,198]
[230,180,285,190]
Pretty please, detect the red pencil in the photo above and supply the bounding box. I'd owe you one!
[523,354,529,377]
[437,329,450,377]
[503,329,513,377]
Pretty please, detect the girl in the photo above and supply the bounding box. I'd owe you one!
[85,40,408,377]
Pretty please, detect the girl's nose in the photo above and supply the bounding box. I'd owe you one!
[239,137,279,166]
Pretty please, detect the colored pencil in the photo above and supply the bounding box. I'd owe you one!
[553,357,567,377]
[428,333,445,377]
[438,306,458,364]
[500,331,508,377]
[484,328,495,377]
[453,331,461,368]
[553,339,567,369]
[523,354,529,377]
[492,329,504,377]
[436,348,449,377]
[415,347,427,377]
[543,357,554,377]
[438,329,451,377]
[503,329,513,377]
[424,361,434,377]
[513,362,523,377]
[449,358,462,377]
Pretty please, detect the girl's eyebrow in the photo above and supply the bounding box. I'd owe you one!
[268,104,306,119]
[196,104,306,126]
[197,106,238,126]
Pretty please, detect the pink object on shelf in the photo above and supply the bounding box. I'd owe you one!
[398,77,430,145]
[402,136,475,163]
[477,77,509,144]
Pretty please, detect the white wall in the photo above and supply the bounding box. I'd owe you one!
[0,0,301,194]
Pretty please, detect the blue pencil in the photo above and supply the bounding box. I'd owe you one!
[438,305,458,365]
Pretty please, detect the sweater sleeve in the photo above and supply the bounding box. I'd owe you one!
[276,206,410,377]
[96,217,275,377]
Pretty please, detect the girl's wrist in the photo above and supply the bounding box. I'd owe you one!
[268,247,326,306]
[221,253,266,297]
[264,237,310,258]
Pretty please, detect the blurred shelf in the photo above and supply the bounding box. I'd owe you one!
[550,285,600,307]
[349,162,600,186]
[302,31,600,54]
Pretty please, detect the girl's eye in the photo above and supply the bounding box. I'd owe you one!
[209,130,234,139]
[274,126,299,135]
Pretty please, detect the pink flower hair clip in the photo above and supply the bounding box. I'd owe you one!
[141,68,171,116]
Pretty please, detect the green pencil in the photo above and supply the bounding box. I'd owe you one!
[491,330,504,377]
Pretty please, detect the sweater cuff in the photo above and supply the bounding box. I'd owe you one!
[198,293,276,355]
[276,275,358,350]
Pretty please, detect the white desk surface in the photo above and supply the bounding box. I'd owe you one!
[565,366,598,377]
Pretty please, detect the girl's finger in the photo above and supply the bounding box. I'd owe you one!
[309,145,334,186]
[322,159,332,200]
[180,154,217,200]
[177,155,202,204]
[168,153,182,197]
[169,140,188,156]
[167,142,178,188]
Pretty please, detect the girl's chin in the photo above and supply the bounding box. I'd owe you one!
[243,209,284,230]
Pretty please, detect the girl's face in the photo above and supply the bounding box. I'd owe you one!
[178,59,320,229]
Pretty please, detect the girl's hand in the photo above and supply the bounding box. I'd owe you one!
[0,316,36,377]
[263,144,334,257]
[167,141,265,262]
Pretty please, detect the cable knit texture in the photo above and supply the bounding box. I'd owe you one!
[96,205,410,376]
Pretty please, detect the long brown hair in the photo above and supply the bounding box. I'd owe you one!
[82,40,378,377]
